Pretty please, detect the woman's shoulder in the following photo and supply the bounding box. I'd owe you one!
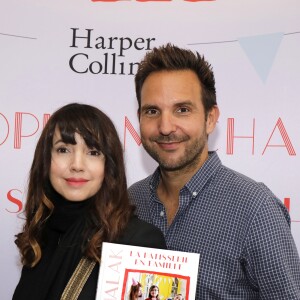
[117,215,166,249]
[128,215,158,230]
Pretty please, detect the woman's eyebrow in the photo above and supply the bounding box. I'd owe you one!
[53,139,64,145]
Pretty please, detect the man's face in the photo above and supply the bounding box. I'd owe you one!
[139,70,218,173]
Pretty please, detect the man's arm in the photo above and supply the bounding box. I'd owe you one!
[242,195,300,299]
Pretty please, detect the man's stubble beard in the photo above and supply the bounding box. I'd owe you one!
[141,132,207,173]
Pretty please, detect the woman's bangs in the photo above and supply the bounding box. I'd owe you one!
[57,118,102,151]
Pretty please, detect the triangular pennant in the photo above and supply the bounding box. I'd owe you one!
[238,32,284,82]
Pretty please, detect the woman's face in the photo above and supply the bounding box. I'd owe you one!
[150,286,159,297]
[49,127,105,201]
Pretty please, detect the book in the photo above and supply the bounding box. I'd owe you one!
[96,242,200,300]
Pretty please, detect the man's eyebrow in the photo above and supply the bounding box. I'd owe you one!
[173,100,194,106]
[140,104,159,111]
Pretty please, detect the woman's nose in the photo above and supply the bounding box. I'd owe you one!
[70,152,84,172]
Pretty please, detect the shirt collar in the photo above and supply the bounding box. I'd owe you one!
[149,151,222,196]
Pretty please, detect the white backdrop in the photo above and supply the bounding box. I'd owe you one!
[1,1,300,299]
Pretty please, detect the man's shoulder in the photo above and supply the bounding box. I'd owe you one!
[128,175,152,194]
[217,165,288,218]
[219,164,273,196]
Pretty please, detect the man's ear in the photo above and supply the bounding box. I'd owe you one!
[206,105,220,135]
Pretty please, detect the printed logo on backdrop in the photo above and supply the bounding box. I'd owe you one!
[226,118,296,156]
[2,30,298,80]
[69,28,156,75]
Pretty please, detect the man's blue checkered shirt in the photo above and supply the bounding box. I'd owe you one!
[128,152,300,299]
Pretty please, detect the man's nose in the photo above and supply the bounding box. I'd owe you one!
[159,112,176,135]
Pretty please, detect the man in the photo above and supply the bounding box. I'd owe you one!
[128,43,300,299]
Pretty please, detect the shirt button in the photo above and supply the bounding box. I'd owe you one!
[160,211,164,217]
[192,191,197,197]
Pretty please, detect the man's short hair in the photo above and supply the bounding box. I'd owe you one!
[135,43,217,116]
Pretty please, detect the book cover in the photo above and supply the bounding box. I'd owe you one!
[96,242,200,300]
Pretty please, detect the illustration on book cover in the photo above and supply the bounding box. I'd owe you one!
[96,242,200,300]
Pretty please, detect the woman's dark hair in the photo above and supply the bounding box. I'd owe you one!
[147,285,160,299]
[135,43,217,116]
[129,281,142,300]
[15,103,135,267]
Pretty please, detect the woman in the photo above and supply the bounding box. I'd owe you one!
[145,285,160,300]
[129,278,143,300]
[13,103,166,300]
